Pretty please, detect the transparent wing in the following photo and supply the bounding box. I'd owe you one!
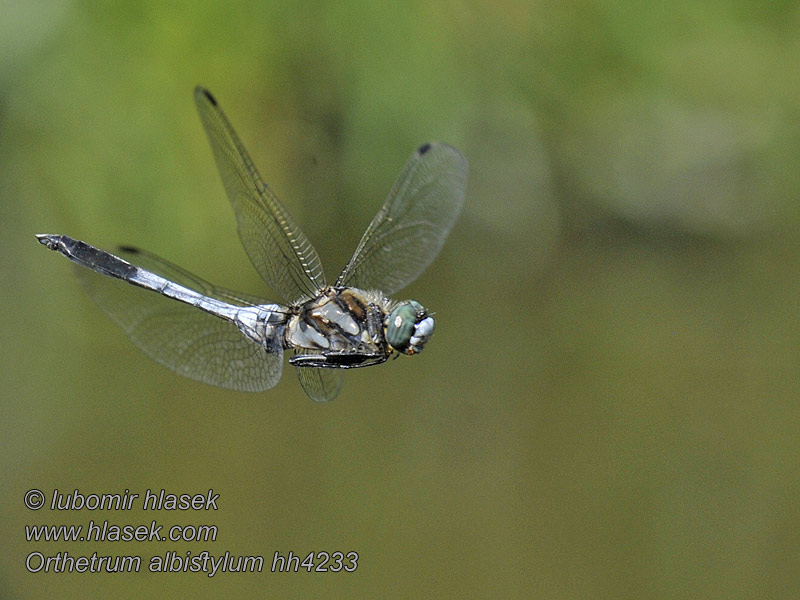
[336,142,468,295]
[114,245,270,307]
[294,351,343,402]
[74,246,284,392]
[194,86,326,303]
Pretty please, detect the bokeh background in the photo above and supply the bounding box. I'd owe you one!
[3,1,800,598]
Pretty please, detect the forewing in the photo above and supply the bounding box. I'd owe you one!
[336,142,468,295]
[74,246,284,392]
[194,86,325,303]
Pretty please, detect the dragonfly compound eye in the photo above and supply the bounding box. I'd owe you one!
[386,301,435,355]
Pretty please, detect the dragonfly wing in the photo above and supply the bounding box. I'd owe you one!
[74,245,284,392]
[294,353,343,402]
[112,245,271,307]
[194,86,326,303]
[336,142,468,295]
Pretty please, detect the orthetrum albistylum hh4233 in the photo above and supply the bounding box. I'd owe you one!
[37,87,468,401]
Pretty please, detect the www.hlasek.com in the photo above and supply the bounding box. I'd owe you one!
[23,488,358,576]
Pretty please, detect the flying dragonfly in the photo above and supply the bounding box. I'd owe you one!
[36,87,468,402]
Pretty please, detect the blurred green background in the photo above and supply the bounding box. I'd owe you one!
[2,1,800,598]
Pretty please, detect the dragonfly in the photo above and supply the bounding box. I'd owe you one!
[36,87,467,402]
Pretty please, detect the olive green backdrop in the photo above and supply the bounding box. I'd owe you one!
[2,1,799,598]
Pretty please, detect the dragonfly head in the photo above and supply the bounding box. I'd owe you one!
[385,300,435,355]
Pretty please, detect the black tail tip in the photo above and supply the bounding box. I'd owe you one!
[35,233,58,249]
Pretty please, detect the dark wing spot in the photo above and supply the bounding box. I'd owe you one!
[417,142,432,155]
[199,87,217,106]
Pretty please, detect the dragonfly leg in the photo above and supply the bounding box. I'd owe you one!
[289,352,389,369]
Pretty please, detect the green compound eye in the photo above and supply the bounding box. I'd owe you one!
[386,301,434,354]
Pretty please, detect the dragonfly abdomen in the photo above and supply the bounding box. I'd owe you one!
[234,305,287,354]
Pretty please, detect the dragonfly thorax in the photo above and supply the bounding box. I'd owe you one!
[284,287,434,360]
[285,287,388,354]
